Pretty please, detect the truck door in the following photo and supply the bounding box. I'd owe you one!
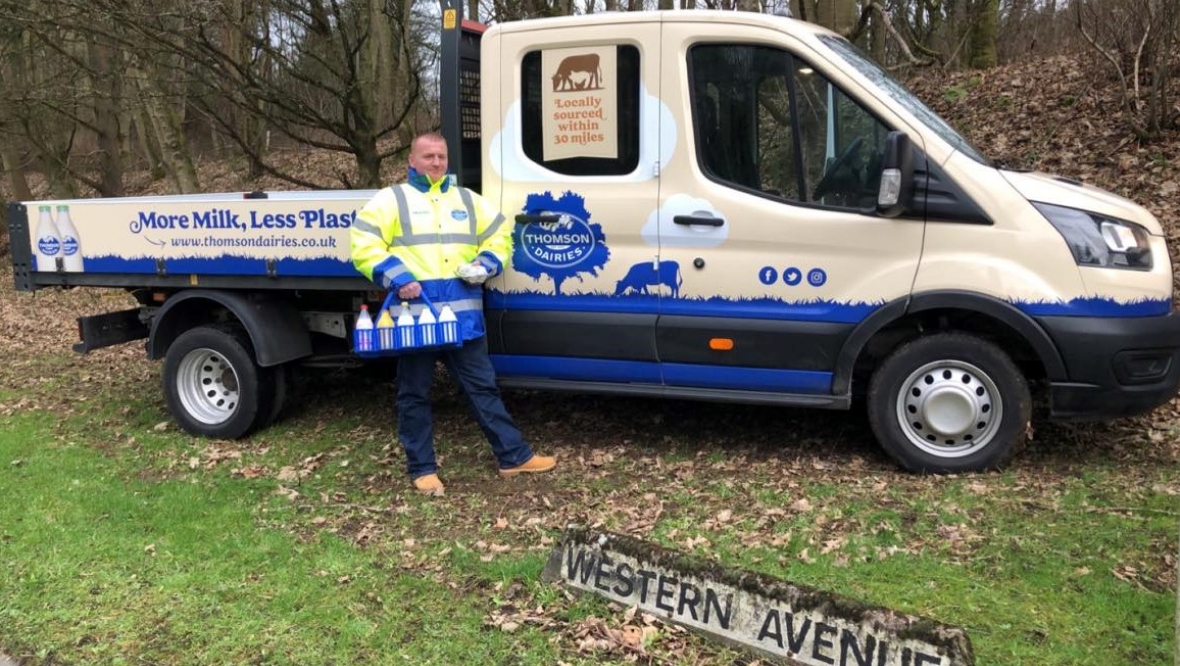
[489,21,665,385]
[654,23,925,396]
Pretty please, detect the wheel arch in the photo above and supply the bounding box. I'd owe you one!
[834,291,1067,396]
[148,290,311,367]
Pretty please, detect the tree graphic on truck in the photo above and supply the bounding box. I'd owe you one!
[513,191,610,295]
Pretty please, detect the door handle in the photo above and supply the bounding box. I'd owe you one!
[672,215,724,227]
[515,213,560,224]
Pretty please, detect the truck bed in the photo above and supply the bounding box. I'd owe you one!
[9,191,379,292]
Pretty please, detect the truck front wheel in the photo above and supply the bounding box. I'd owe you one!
[163,324,270,439]
[867,332,1031,473]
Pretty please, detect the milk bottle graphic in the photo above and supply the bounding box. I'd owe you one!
[34,205,62,272]
[56,204,84,272]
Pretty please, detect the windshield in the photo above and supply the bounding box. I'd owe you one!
[818,36,988,165]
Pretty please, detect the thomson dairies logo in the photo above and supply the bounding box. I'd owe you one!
[38,236,60,256]
[520,213,596,269]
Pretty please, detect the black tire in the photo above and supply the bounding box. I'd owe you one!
[867,332,1031,473]
[255,363,294,430]
[163,324,269,439]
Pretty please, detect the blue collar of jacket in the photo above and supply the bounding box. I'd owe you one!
[407,168,451,193]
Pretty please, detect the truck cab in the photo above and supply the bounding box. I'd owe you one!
[442,6,1180,472]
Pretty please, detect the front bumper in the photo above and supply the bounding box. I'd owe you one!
[1038,311,1180,419]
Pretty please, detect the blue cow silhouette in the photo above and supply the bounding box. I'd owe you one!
[614,260,682,298]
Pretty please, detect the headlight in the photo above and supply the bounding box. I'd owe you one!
[1033,202,1153,270]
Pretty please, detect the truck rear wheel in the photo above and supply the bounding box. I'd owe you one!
[867,332,1031,473]
[163,324,270,439]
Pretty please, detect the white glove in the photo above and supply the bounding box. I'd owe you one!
[456,263,489,285]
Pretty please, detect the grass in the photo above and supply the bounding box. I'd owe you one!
[0,286,1177,665]
[0,410,563,666]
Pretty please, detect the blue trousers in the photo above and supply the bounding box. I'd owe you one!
[396,336,534,479]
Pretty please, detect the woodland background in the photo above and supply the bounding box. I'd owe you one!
[0,0,1175,226]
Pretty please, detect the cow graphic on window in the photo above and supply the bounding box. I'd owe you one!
[552,54,602,92]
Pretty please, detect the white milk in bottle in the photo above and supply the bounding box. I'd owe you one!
[55,204,83,272]
[34,205,62,272]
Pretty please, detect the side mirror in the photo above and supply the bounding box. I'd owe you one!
[877,131,914,218]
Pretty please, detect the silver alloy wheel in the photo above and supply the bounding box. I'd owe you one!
[894,359,1003,458]
[175,347,240,425]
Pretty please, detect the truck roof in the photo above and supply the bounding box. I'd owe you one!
[487,9,841,41]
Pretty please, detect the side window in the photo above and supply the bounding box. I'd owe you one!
[690,44,891,209]
[522,45,641,176]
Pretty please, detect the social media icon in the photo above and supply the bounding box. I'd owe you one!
[807,268,827,287]
[759,266,778,285]
[783,267,802,286]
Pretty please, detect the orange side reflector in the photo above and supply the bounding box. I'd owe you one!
[709,338,734,351]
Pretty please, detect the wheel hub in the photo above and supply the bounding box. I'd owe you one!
[896,360,1002,458]
[923,386,977,436]
[176,347,240,425]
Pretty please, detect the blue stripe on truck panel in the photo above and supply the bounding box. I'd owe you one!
[77,255,360,277]
[661,363,832,394]
[486,289,881,324]
[490,354,833,394]
[1014,297,1171,318]
[490,290,1172,321]
[491,356,663,384]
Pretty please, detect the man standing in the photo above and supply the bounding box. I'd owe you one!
[351,132,556,494]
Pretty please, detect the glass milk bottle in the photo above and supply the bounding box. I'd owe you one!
[56,204,83,272]
[35,205,62,272]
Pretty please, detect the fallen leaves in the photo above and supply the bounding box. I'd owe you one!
[789,498,813,513]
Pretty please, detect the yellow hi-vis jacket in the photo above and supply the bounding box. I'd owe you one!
[350,174,512,341]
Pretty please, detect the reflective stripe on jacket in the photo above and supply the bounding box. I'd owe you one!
[350,176,511,340]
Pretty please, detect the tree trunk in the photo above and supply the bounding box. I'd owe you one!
[86,36,124,197]
[968,0,999,68]
[224,0,267,178]
[0,49,34,204]
[366,0,396,130]
[132,109,167,181]
[816,0,857,34]
[356,137,382,189]
[870,8,887,61]
[0,135,34,202]
[131,62,200,193]
[791,0,812,22]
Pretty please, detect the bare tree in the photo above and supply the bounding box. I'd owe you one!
[1077,0,1179,138]
[132,0,428,188]
[0,0,201,195]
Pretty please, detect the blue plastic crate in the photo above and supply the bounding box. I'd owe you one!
[353,291,463,358]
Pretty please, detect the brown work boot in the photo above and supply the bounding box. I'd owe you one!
[499,454,556,478]
[412,473,445,495]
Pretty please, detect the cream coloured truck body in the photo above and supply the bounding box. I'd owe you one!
[471,9,1179,471]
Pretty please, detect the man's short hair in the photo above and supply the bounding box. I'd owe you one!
[412,132,448,152]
